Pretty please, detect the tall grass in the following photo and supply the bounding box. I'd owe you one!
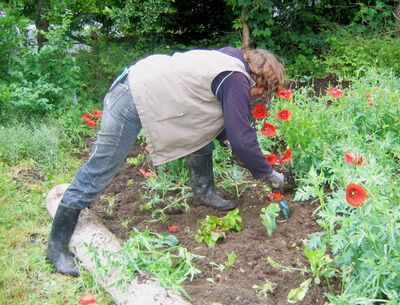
[0,124,61,173]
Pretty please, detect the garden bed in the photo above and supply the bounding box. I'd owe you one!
[90,146,331,305]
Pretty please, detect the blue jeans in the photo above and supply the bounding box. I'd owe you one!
[61,77,142,209]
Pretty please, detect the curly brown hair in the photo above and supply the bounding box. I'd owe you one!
[243,48,285,93]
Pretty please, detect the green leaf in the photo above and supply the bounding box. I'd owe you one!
[287,278,312,303]
[260,203,280,236]
[159,234,179,246]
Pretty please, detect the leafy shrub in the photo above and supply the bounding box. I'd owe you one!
[1,12,85,122]
[322,34,400,77]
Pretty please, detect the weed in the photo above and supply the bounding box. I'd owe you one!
[100,195,116,215]
[252,280,277,298]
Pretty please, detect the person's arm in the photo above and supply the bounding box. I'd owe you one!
[212,71,275,179]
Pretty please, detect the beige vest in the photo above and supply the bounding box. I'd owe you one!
[128,50,251,165]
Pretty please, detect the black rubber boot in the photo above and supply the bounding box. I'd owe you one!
[47,205,81,276]
[188,150,237,211]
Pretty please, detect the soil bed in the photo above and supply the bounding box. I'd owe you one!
[90,147,330,305]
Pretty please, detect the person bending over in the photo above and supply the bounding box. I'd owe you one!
[47,46,286,276]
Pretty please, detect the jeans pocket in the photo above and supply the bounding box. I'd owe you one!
[104,82,129,110]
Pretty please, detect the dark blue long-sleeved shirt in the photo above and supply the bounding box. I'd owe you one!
[211,47,273,178]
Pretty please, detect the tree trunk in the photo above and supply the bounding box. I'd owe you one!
[35,0,50,50]
[394,3,400,34]
[241,19,250,50]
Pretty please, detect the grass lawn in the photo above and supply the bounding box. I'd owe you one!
[0,159,113,305]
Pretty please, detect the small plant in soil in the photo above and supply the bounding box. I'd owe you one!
[209,251,237,273]
[100,195,116,215]
[195,208,242,247]
[217,164,253,197]
[126,154,144,166]
[252,280,278,298]
[260,203,281,236]
[267,246,337,303]
[140,173,190,222]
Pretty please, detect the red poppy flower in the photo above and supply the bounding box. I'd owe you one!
[168,225,178,233]
[260,123,276,137]
[86,119,97,127]
[267,192,283,201]
[345,183,368,207]
[265,153,279,165]
[344,152,364,166]
[138,168,156,178]
[80,293,96,305]
[276,89,292,100]
[252,103,267,119]
[92,109,103,119]
[279,148,291,163]
[275,109,291,121]
[82,113,92,122]
[327,87,343,98]
[344,152,356,164]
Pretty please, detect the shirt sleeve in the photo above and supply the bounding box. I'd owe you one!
[211,71,273,178]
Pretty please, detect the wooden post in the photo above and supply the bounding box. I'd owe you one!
[45,184,191,305]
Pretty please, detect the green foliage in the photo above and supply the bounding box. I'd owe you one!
[0,11,85,122]
[139,158,191,222]
[351,1,396,32]
[287,278,312,304]
[103,0,175,37]
[303,247,335,285]
[195,208,242,247]
[260,203,280,236]
[51,103,99,147]
[0,7,29,78]
[257,68,400,302]
[0,124,61,173]
[97,229,201,296]
[322,34,400,77]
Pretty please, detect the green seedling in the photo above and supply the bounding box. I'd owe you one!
[195,208,242,247]
[260,203,280,236]
[101,195,116,215]
[224,251,237,270]
[126,154,143,166]
[252,280,277,298]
